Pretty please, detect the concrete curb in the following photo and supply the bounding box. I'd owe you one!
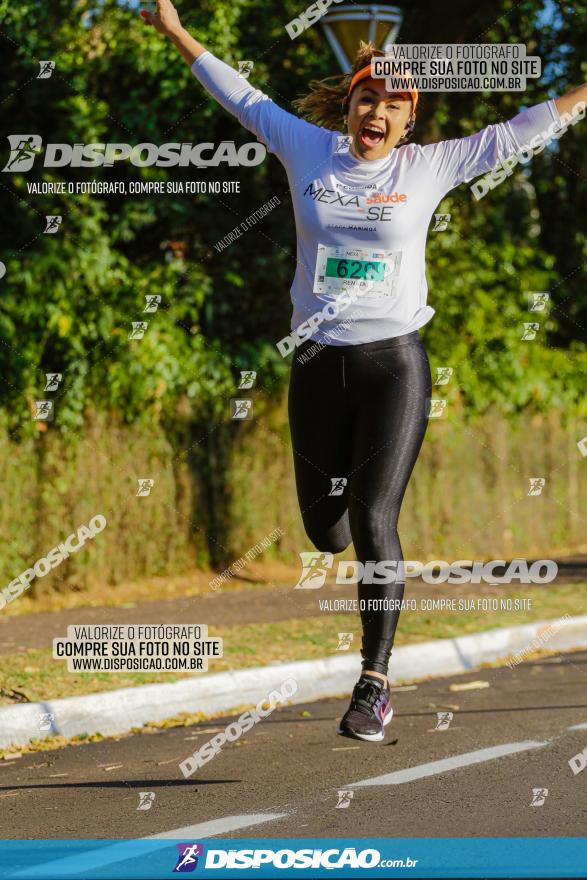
[1,614,585,750]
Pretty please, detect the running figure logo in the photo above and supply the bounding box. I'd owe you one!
[434,367,453,386]
[237,61,254,79]
[527,477,546,496]
[529,292,550,312]
[173,843,204,872]
[39,712,55,731]
[336,790,354,809]
[129,322,149,340]
[238,371,256,389]
[44,373,62,391]
[435,711,453,730]
[2,135,43,172]
[521,322,539,341]
[144,294,161,313]
[37,61,55,78]
[427,398,447,419]
[530,788,549,806]
[137,792,155,811]
[432,213,451,231]
[44,216,62,234]
[335,136,352,154]
[337,632,353,651]
[136,479,155,497]
[294,552,334,589]
[329,477,347,496]
[33,400,53,421]
[231,399,253,419]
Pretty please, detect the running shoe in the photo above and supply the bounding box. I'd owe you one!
[337,674,393,742]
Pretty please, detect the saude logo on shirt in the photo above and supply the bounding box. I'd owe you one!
[366,192,408,204]
[303,182,408,222]
[2,135,266,171]
[365,191,408,222]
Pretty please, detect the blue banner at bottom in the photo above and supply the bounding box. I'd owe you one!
[0,838,586,879]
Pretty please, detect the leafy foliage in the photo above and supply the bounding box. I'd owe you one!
[0,0,585,446]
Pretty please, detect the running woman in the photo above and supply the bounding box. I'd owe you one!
[141,0,586,742]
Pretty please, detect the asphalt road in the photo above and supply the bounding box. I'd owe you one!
[1,650,587,843]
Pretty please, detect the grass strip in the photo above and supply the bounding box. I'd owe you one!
[1,582,583,708]
[0,582,585,758]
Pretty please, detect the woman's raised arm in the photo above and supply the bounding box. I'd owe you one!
[139,0,329,167]
[555,82,587,118]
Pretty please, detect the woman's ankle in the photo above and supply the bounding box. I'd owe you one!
[362,668,388,687]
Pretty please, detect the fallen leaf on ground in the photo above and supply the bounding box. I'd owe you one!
[449,680,490,692]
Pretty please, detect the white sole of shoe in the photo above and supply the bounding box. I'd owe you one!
[337,704,394,742]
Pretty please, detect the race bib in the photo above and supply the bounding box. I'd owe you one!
[313,245,402,298]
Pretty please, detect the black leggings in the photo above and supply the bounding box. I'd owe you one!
[288,330,431,676]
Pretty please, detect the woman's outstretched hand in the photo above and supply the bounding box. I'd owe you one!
[140,0,183,39]
[140,0,208,66]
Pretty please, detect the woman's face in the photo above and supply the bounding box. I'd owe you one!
[346,78,413,160]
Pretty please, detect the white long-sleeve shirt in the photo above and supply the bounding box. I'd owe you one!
[191,51,561,346]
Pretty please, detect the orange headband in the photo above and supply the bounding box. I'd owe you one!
[347,63,419,113]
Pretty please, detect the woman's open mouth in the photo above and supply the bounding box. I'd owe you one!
[360,125,385,149]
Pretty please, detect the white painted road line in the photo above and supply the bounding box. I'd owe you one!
[9,814,288,877]
[348,741,550,788]
[147,812,290,839]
